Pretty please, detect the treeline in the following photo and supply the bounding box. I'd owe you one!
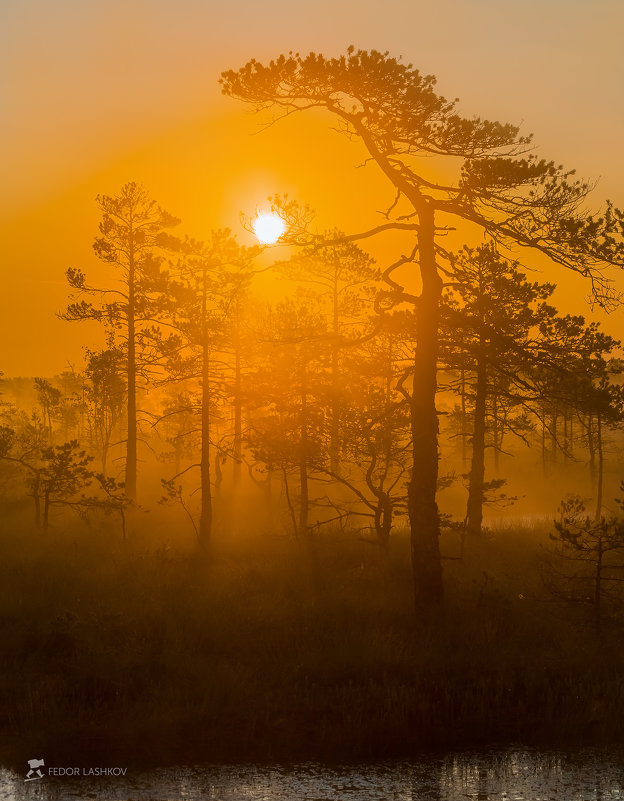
[0,182,622,555]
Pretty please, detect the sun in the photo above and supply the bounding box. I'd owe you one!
[252,212,286,244]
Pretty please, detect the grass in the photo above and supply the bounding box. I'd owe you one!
[1,513,624,770]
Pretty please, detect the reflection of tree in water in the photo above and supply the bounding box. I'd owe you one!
[3,754,624,799]
[433,750,624,800]
[408,761,442,800]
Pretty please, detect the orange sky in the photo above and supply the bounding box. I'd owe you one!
[1,0,623,375]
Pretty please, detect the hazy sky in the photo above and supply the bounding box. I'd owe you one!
[1,0,623,375]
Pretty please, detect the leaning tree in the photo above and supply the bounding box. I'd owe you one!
[221,48,624,606]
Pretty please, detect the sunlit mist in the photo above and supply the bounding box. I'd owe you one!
[1,14,624,781]
[253,212,286,244]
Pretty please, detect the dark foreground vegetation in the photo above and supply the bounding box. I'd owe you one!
[2,516,624,770]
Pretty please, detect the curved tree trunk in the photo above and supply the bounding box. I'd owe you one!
[408,200,444,606]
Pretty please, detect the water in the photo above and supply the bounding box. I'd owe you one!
[2,749,624,800]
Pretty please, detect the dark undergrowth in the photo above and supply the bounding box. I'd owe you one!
[1,513,623,771]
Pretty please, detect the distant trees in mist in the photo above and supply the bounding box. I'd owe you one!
[1,48,624,614]
[1,181,622,567]
[221,47,624,605]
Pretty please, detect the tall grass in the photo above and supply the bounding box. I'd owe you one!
[1,516,623,769]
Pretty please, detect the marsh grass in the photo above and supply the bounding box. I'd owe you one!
[1,517,624,768]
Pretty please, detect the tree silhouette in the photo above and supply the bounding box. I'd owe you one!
[161,230,257,547]
[0,430,94,533]
[535,314,623,515]
[280,235,378,473]
[440,243,554,535]
[61,182,180,501]
[320,318,412,548]
[83,347,125,475]
[34,378,61,441]
[222,47,624,605]
[547,495,624,630]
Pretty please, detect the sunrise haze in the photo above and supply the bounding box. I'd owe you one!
[1,0,623,374]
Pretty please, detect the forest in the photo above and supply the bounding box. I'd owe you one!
[1,48,624,766]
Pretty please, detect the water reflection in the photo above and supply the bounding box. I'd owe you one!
[1,748,624,800]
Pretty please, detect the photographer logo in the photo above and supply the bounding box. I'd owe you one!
[25,758,45,782]
[24,757,128,781]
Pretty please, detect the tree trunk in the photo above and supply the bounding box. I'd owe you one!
[282,467,298,537]
[587,413,596,488]
[595,539,603,631]
[125,249,137,502]
[492,389,500,473]
[466,335,487,536]
[330,273,340,474]
[101,440,108,477]
[199,273,212,547]
[460,365,468,468]
[299,357,309,537]
[43,493,50,534]
[375,497,393,550]
[595,411,604,522]
[233,295,243,489]
[408,200,444,606]
[32,473,41,531]
[541,401,547,476]
[551,403,558,467]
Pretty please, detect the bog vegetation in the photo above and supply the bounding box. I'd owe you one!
[1,48,624,763]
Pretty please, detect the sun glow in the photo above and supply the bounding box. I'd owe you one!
[252,212,286,244]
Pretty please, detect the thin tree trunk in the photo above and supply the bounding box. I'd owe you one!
[595,540,603,632]
[408,200,444,606]
[541,401,547,476]
[125,248,137,502]
[282,467,298,537]
[233,295,242,489]
[595,411,604,522]
[492,388,500,473]
[43,494,50,534]
[551,403,558,467]
[460,365,468,468]
[32,474,41,531]
[199,271,212,547]
[587,413,596,489]
[101,440,108,477]
[330,273,340,474]
[375,497,392,550]
[299,356,309,537]
[466,335,487,536]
